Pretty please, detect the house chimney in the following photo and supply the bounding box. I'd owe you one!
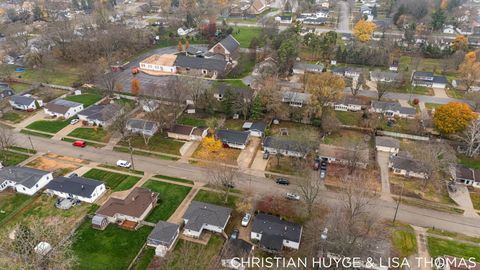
[81,185,84,190]
[284,226,287,231]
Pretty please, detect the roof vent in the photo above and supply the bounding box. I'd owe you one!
[81,185,84,190]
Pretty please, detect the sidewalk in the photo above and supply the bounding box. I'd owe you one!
[13,111,47,132]
[167,187,200,224]
[411,226,431,270]
[178,141,200,163]
[52,122,81,140]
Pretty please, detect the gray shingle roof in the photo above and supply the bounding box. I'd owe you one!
[78,104,121,122]
[218,35,240,54]
[126,119,158,132]
[371,101,416,115]
[293,62,324,72]
[175,55,228,72]
[10,95,35,106]
[46,176,104,198]
[182,201,232,232]
[414,71,434,78]
[0,166,50,188]
[216,129,250,145]
[251,214,302,250]
[250,122,267,132]
[433,76,448,84]
[390,155,424,174]
[45,99,82,114]
[216,84,252,99]
[375,136,400,149]
[263,136,311,154]
[148,221,180,246]
[282,91,311,104]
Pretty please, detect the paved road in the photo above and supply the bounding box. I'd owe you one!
[376,151,391,197]
[15,133,480,236]
[337,1,350,31]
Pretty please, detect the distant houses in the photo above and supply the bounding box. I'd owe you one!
[44,99,84,119]
[411,71,448,89]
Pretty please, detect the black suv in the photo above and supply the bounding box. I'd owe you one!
[275,178,290,185]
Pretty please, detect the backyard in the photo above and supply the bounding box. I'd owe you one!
[335,111,363,126]
[29,86,69,102]
[176,116,207,126]
[118,133,184,155]
[194,190,238,209]
[427,237,480,260]
[67,128,111,143]
[142,180,192,222]
[7,64,80,86]
[0,110,31,123]
[391,224,417,258]
[82,169,141,192]
[322,129,369,147]
[72,220,152,270]
[231,26,262,48]
[65,93,103,107]
[0,192,33,225]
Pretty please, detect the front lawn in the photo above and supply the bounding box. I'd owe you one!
[192,143,241,165]
[153,175,194,185]
[176,116,207,126]
[335,111,363,126]
[389,174,453,204]
[0,150,30,166]
[425,103,442,110]
[1,111,28,123]
[25,119,71,134]
[82,168,141,192]
[142,180,192,222]
[20,129,54,138]
[67,128,111,143]
[470,192,480,210]
[392,228,417,257]
[118,133,184,155]
[458,155,480,169]
[0,192,32,225]
[65,93,103,107]
[73,220,152,270]
[194,190,238,209]
[427,237,480,260]
[232,26,262,48]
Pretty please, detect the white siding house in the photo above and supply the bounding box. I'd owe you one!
[0,167,53,196]
[45,176,106,203]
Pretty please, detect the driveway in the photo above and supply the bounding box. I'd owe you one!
[337,1,350,31]
[449,184,478,218]
[237,137,261,169]
[14,110,47,132]
[250,151,269,173]
[52,121,81,140]
[376,151,392,200]
[433,87,449,98]
[411,226,431,270]
[179,141,200,163]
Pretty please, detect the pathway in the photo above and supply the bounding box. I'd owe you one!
[102,133,122,151]
[167,186,201,224]
[412,226,432,270]
[178,141,200,163]
[237,137,260,169]
[448,185,478,218]
[52,121,81,140]
[13,111,47,132]
[433,88,449,98]
[377,151,393,201]
[337,1,350,31]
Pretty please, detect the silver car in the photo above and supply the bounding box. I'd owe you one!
[241,213,251,227]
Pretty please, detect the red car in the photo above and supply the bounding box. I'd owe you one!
[72,140,86,148]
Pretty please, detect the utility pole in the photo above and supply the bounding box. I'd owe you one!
[392,184,404,224]
[28,135,35,152]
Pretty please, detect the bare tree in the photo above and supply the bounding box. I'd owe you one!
[208,163,238,204]
[185,78,209,109]
[297,170,322,215]
[0,126,15,165]
[321,109,341,134]
[0,221,77,270]
[459,119,480,158]
[108,111,136,170]
[376,81,396,101]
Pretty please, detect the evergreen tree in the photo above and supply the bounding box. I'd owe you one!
[220,89,236,118]
[32,4,42,21]
[250,96,264,121]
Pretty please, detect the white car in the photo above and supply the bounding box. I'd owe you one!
[286,192,300,201]
[116,160,131,168]
[241,213,251,227]
[70,118,79,125]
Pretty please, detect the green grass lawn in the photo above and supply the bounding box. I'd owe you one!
[392,229,417,257]
[99,164,144,175]
[457,155,480,169]
[132,248,155,270]
[113,147,180,161]
[8,146,36,154]
[0,150,30,166]
[232,26,262,48]
[65,94,103,107]
[425,103,442,110]
[427,237,480,260]
[470,192,480,210]
[379,118,421,134]
[9,64,80,86]
[391,85,433,95]
[20,129,53,138]
[335,111,362,126]
[224,119,245,131]
[142,180,192,222]
[73,220,152,270]
[0,193,32,225]
[446,88,466,99]
[194,190,238,209]
[166,235,224,269]
[82,169,141,192]
[67,128,111,143]
[215,79,248,88]
[118,133,184,155]
[176,116,207,126]
[25,119,71,134]
[1,111,26,123]
[427,228,480,244]
[9,82,31,93]
[153,175,194,185]
[227,54,257,79]
[323,129,367,146]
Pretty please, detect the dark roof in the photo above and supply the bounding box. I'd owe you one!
[148,221,180,246]
[78,104,121,122]
[371,101,416,115]
[0,89,14,99]
[263,136,311,154]
[332,67,345,75]
[217,35,240,54]
[260,233,284,251]
[186,46,205,55]
[251,214,302,249]
[126,119,158,132]
[175,54,228,72]
[433,75,448,84]
[46,176,104,198]
[250,122,267,132]
[293,62,324,72]
[413,71,434,78]
[169,124,194,135]
[216,84,252,98]
[10,95,35,106]
[222,239,253,258]
[279,15,292,20]
[96,187,158,218]
[45,99,82,114]
[375,136,400,149]
[389,155,424,174]
[456,165,474,181]
[216,129,250,145]
[182,201,232,232]
[0,166,50,188]
[338,95,369,106]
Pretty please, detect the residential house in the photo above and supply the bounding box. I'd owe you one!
[318,144,369,168]
[175,55,229,78]
[369,70,403,83]
[411,71,448,89]
[282,91,311,108]
[333,95,369,112]
[456,26,473,36]
[96,187,159,228]
[248,0,267,15]
[263,136,311,158]
[443,25,455,34]
[214,84,252,102]
[303,17,328,25]
[9,95,42,111]
[454,165,480,188]
[126,119,159,137]
[216,129,250,149]
[389,61,399,72]
[370,101,417,119]
[0,166,53,196]
[388,155,426,179]
[275,15,293,24]
[139,54,177,75]
[167,124,208,141]
[182,201,232,238]
[221,239,254,270]
[0,83,14,100]
[208,35,241,61]
[147,221,180,257]
[332,67,362,79]
[292,62,324,75]
[77,103,122,127]
[247,121,267,137]
[250,213,303,251]
[375,136,400,154]
[177,27,195,36]
[45,175,106,203]
[44,99,84,119]
[452,80,480,92]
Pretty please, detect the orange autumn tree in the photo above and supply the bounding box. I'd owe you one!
[353,19,376,42]
[451,35,468,51]
[459,52,480,91]
[131,78,141,95]
[185,39,190,50]
[177,40,183,52]
[197,136,224,160]
[433,102,475,134]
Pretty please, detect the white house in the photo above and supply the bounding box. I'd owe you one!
[0,167,53,196]
[454,165,480,188]
[45,176,106,203]
[375,136,400,155]
[216,129,250,150]
[370,101,417,119]
[263,136,311,158]
[389,155,427,179]
[443,25,455,34]
[9,95,42,111]
[182,201,232,238]
[126,119,159,137]
[139,54,177,74]
[147,221,180,257]
[333,96,369,112]
[44,99,84,119]
[275,15,293,24]
[251,213,303,251]
[177,27,195,36]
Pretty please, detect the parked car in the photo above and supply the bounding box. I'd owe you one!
[320,161,328,170]
[275,178,290,185]
[263,151,270,160]
[68,173,78,178]
[223,182,235,189]
[313,160,320,170]
[320,170,326,179]
[230,228,239,239]
[116,160,131,168]
[70,118,79,125]
[72,140,86,148]
[286,192,300,200]
[241,213,251,227]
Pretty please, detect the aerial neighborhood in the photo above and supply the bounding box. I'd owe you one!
[1,0,480,269]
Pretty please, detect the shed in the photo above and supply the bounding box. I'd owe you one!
[92,215,109,230]
[34,242,52,255]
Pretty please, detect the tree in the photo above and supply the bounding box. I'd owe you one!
[353,20,377,42]
[131,78,141,96]
[220,89,236,118]
[376,81,396,101]
[465,91,480,112]
[0,127,15,165]
[431,9,446,31]
[459,54,480,92]
[434,102,475,134]
[108,112,136,170]
[297,170,322,215]
[177,40,184,52]
[321,109,341,134]
[33,4,42,21]
[306,73,345,118]
[452,35,468,51]
[372,5,378,17]
[205,117,225,133]
[208,163,238,203]
[250,95,264,121]
[460,120,480,157]
[256,76,287,119]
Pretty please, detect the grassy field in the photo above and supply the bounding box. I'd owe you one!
[227,53,257,79]
[335,111,363,126]
[113,147,180,161]
[323,129,367,147]
[1,111,29,123]
[194,190,238,209]
[232,26,262,48]
[20,129,54,138]
[379,118,421,134]
[427,237,480,260]
[425,103,442,110]
[142,180,192,222]
[82,169,141,192]
[428,228,480,244]
[392,228,417,257]
[458,155,480,169]
[153,175,194,185]
[73,220,152,270]
[67,128,111,143]
[390,175,452,204]
[0,150,30,166]
[132,248,155,270]
[65,94,103,107]
[8,146,37,154]
[99,164,144,175]
[0,192,32,225]
[9,82,31,93]
[166,235,224,269]
[470,192,480,210]
[25,119,71,134]
[118,134,184,155]
[8,64,80,86]
[176,116,207,126]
